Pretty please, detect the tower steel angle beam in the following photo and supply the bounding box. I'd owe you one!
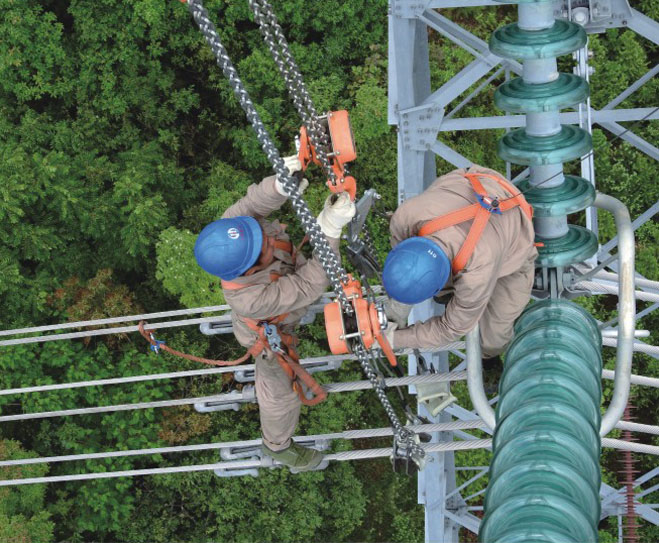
[628,8,659,46]
[390,4,462,541]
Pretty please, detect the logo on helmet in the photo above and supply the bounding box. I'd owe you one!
[227,227,240,240]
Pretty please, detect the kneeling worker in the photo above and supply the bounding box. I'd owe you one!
[383,164,537,365]
[195,157,355,471]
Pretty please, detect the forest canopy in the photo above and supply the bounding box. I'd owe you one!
[0,0,657,541]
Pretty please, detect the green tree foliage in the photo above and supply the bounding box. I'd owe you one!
[0,440,55,543]
[0,0,657,540]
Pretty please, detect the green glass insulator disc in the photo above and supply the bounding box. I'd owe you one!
[498,125,592,165]
[536,225,598,267]
[506,322,602,368]
[495,73,590,113]
[489,430,601,488]
[480,495,598,543]
[517,175,595,217]
[490,20,587,60]
[502,349,601,393]
[494,402,600,457]
[497,374,601,426]
[514,299,601,347]
[484,461,600,523]
[485,528,584,543]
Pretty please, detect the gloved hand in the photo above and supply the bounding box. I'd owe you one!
[275,155,308,196]
[384,298,413,328]
[283,155,302,175]
[316,192,356,238]
[383,323,398,351]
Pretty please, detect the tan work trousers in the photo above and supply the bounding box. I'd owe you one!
[479,259,535,358]
[255,349,301,451]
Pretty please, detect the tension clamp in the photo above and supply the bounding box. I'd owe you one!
[391,434,426,475]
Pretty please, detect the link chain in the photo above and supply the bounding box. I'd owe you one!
[185,0,350,311]
[185,0,422,465]
[354,344,426,463]
[361,225,381,271]
[248,0,336,185]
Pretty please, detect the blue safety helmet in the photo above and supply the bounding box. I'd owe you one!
[382,237,451,305]
[194,216,263,280]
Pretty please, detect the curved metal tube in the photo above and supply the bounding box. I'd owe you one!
[595,192,636,436]
[466,325,497,430]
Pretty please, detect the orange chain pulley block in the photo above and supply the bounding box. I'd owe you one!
[324,275,397,368]
[297,110,357,200]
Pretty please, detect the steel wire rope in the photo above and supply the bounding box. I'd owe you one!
[0,420,488,467]
[0,371,469,423]
[0,437,655,487]
[0,440,495,487]
[2,356,658,397]
[2,420,658,469]
[0,305,231,338]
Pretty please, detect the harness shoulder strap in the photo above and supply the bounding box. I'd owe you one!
[416,171,533,275]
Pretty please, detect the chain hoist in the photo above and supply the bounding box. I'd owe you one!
[182,0,425,471]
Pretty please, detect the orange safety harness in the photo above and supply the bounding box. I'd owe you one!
[140,231,326,405]
[417,172,534,275]
[221,263,326,406]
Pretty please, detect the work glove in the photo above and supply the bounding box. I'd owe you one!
[316,192,356,239]
[383,323,398,351]
[384,298,413,328]
[275,155,309,196]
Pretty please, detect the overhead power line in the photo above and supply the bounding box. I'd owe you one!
[0,434,654,487]
[0,371,468,423]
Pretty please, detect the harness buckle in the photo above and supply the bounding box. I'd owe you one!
[476,194,502,215]
[262,322,285,354]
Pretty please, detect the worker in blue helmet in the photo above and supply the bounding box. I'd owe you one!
[382,165,537,368]
[195,155,355,472]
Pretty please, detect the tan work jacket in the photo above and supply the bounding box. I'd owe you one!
[221,176,338,351]
[390,164,537,350]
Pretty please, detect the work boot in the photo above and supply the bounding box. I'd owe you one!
[482,355,503,396]
[261,441,324,472]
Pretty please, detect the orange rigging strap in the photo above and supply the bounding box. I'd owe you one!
[297,110,357,201]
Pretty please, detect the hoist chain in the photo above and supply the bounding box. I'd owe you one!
[353,343,425,462]
[248,0,336,186]
[185,0,350,311]
[184,0,423,468]
[361,225,381,272]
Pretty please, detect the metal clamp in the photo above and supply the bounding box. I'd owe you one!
[391,435,426,474]
[262,322,284,354]
[345,189,382,280]
[193,385,256,412]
